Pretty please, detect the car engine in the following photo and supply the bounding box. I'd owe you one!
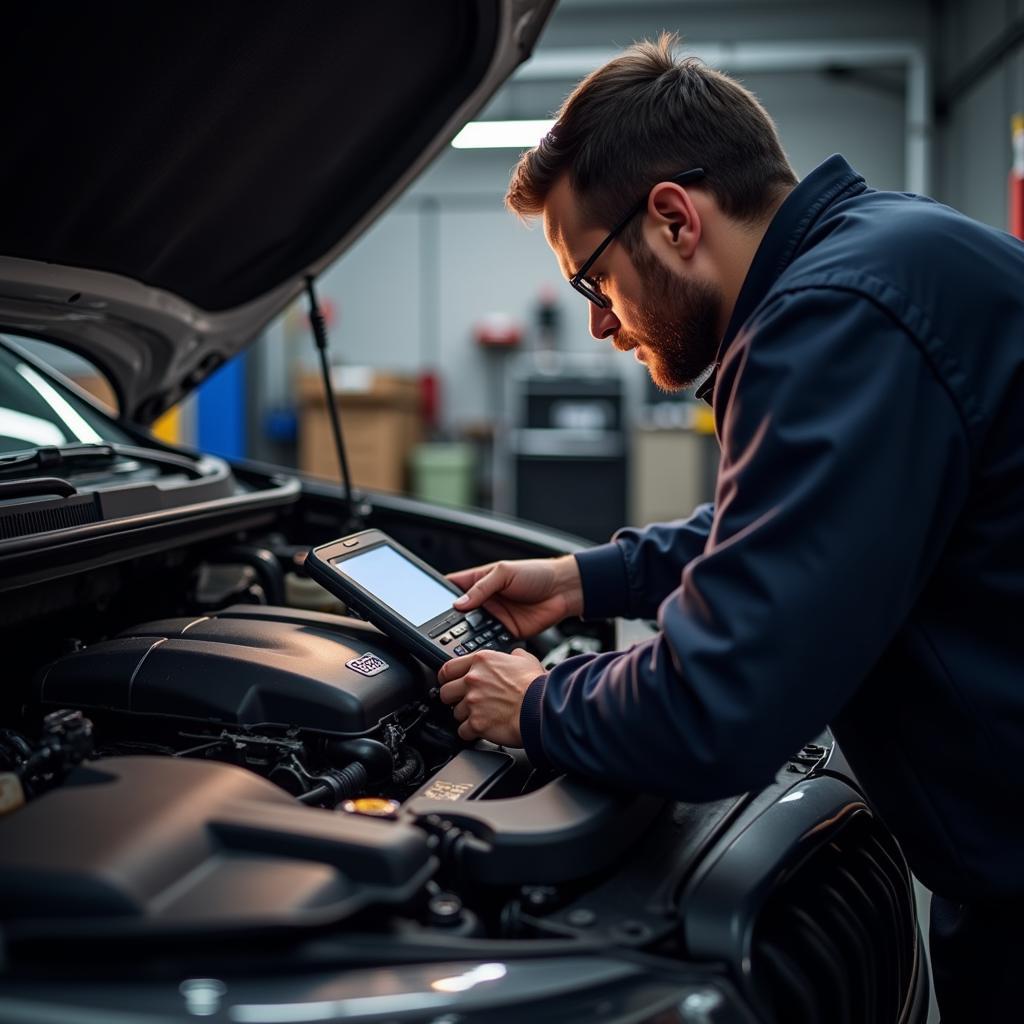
[0,564,925,1024]
[0,601,664,949]
[27,606,453,808]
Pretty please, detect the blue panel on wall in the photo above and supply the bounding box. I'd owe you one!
[197,354,246,460]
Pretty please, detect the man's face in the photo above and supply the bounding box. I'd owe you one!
[543,175,723,391]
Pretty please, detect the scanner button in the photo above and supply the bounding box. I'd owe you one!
[429,617,456,638]
[453,645,467,656]
[463,639,478,652]
[450,622,468,638]
[465,610,485,628]
[439,634,453,645]
[342,539,359,547]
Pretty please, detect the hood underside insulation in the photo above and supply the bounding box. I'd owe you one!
[0,2,496,311]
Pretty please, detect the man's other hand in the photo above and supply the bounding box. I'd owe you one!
[437,648,545,745]
[446,555,583,638]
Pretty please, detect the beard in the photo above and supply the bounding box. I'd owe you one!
[616,242,722,391]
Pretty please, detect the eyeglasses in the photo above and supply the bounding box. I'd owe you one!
[569,167,706,308]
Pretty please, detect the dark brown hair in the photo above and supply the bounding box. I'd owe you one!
[506,33,796,243]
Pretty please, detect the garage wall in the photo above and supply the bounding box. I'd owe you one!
[933,0,1024,228]
[258,0,931,440]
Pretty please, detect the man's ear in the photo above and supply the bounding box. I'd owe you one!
[647,181,701,259]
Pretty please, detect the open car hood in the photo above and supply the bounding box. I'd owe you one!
[0,1,554,423]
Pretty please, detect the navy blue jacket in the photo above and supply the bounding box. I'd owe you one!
[519,155,1024,902]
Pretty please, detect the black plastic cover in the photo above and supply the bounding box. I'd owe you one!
[408,748,516,803]
[35,605,428,734]
[0,756,435,935]
[406,776,665,886]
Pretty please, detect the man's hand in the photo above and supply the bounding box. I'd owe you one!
[447,555,583,638]
[437,648,545,745]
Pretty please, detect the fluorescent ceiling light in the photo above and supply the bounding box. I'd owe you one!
[451,119,554,149]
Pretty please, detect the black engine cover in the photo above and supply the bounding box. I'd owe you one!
[35,605,429,733]
[0,756,434,931]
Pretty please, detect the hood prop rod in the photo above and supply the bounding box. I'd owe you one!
[305,277,360,526]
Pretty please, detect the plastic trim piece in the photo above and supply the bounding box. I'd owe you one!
[406,777,664,885]
[680,776,869,970]
[0,473,300,592]
[0,757,436,942]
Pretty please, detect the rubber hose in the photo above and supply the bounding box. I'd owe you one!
[392,745,424,786]
[332,760,369,798]
[297,760,369,806]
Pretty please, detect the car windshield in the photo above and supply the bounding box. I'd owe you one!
[0,336,132,454]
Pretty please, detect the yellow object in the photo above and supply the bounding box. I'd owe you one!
[1013,115,1024,176]
[691,404,716,435]
[152,405,182,444]
[0,773,25,815]
[341,797,401,818]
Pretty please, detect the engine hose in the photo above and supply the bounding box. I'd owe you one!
[0,730,33,771]
[392,744,424,786]
[296,760,368,807]
[221,545,286,605]
[332,759,369,797]
[326,737,392,781]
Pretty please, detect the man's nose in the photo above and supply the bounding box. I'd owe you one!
[589,302,619,340]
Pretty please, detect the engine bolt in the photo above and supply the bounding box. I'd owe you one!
[566,908,597,928]
[679,989,724,1022]
[428,891,463,927]
[522,884,558,908]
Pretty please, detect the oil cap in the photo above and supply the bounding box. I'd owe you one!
[341,797,401,819]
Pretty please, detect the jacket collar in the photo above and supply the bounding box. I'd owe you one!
[695,154,867,404]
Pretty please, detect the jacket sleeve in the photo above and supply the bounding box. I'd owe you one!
[574,503,716,621]
[520,287,972,801]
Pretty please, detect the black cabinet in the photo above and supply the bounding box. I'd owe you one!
[510,375,626,543]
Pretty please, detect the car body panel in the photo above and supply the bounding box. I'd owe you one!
[0,1,555,421]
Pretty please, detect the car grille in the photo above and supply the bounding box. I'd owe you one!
[751,811,918,1024]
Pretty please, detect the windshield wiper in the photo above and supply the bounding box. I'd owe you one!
[0,442,204,480]
[0,477,78,499]
[0,443,119,477]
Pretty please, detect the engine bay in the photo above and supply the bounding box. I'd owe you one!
[0,506,914,1024]
[34,606,440,802]
[0,600,666,951]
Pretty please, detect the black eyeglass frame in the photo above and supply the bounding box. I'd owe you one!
[569,167,706,308]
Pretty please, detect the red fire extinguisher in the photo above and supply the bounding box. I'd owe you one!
[1010,114,1024,240]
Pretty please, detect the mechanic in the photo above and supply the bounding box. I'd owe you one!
[437,34,1023,1020]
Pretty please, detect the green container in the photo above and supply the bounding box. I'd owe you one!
[410,442,476,507]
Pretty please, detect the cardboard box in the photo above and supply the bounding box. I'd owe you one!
[70,375,118,413]
[298,370,421,493]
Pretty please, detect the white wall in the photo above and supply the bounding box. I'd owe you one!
[258,1,930,439]
[934,0,1024,229]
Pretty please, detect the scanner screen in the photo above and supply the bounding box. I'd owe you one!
[334,545,455,626]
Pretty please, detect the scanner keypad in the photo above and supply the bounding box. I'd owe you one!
[443,613,513,657]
